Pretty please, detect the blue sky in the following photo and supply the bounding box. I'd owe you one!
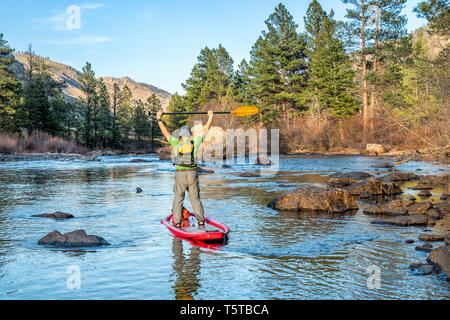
[1,0,427,94]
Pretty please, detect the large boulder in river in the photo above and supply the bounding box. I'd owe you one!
[427,246,450,280]
[268,183,358,213]
[192,125,227,159]
[31,211,74,219]
[364,144,386,155]
[158,146,173,161]
[38,230,109,247]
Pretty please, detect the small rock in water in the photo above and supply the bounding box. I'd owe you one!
[222,164,231,168]
[197,167,214,174]
[371,162,393,168]
[406,196,417,201]
[238,172,260,177]
[38,230,109,247]
[136,187,143,193]
[131,158,150,163]
[254,157,272,165]
[31,212,74,219]
[419,234,446,242]
[415,243,433,252]
[405,239,415,244]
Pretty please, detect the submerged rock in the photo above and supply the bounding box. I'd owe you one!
[329,171,374,180]
[38,230,109,247]
[409,263,438,275]
[268,183,358,213]
[136,187,143,193]
[238,172,260,177]
[418,190,432,197]
[31,211,74,219]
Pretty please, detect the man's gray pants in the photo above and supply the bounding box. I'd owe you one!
[172,170,205,224]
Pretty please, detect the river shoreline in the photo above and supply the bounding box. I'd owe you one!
[1,145,449,165]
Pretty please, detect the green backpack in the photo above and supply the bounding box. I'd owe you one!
[174,139,196,167]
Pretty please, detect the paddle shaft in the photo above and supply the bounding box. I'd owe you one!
[150,111,230,116]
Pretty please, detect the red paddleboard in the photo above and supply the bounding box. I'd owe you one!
[161,212,229,241]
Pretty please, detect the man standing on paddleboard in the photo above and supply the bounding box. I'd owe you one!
[156,110,214,229]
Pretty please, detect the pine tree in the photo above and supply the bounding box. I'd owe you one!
[132,100,150,143]
[111,83,121,147]
[304,0,330,55]
[367,0,407,132]
[165,93,189,132]
[182,45,235,111]
[233,59,254,104]
[19,54,64,134]
[305,1,358,118]
[414,0,449,34]
[248,3,308,123]
[117,84,133,144]
[0,33,22,133]
[77,62,98,148]
[342,0,373,135]
[96,78,112,148]
[146,94,162,149]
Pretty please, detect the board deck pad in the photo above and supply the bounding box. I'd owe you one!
[178,218,222,233]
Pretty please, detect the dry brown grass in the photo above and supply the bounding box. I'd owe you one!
[279,113,448,154]
[0,133,88,154]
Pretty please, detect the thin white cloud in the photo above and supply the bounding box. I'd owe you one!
[44,36,113,46]
[80,3,105,10]
[38,3,105,31]
[141,7,158,18]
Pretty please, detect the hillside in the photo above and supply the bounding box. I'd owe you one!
[12,53,172,109]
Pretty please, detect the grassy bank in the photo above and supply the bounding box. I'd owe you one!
[0,133,88,155]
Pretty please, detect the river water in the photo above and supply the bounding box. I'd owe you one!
[0,155,448,299]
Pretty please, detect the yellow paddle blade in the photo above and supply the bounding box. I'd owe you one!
[230,106,259,117]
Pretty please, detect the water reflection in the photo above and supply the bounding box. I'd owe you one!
[172,238,201,300]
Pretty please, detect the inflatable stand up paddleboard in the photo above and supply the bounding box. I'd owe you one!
[161,212,229,241]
